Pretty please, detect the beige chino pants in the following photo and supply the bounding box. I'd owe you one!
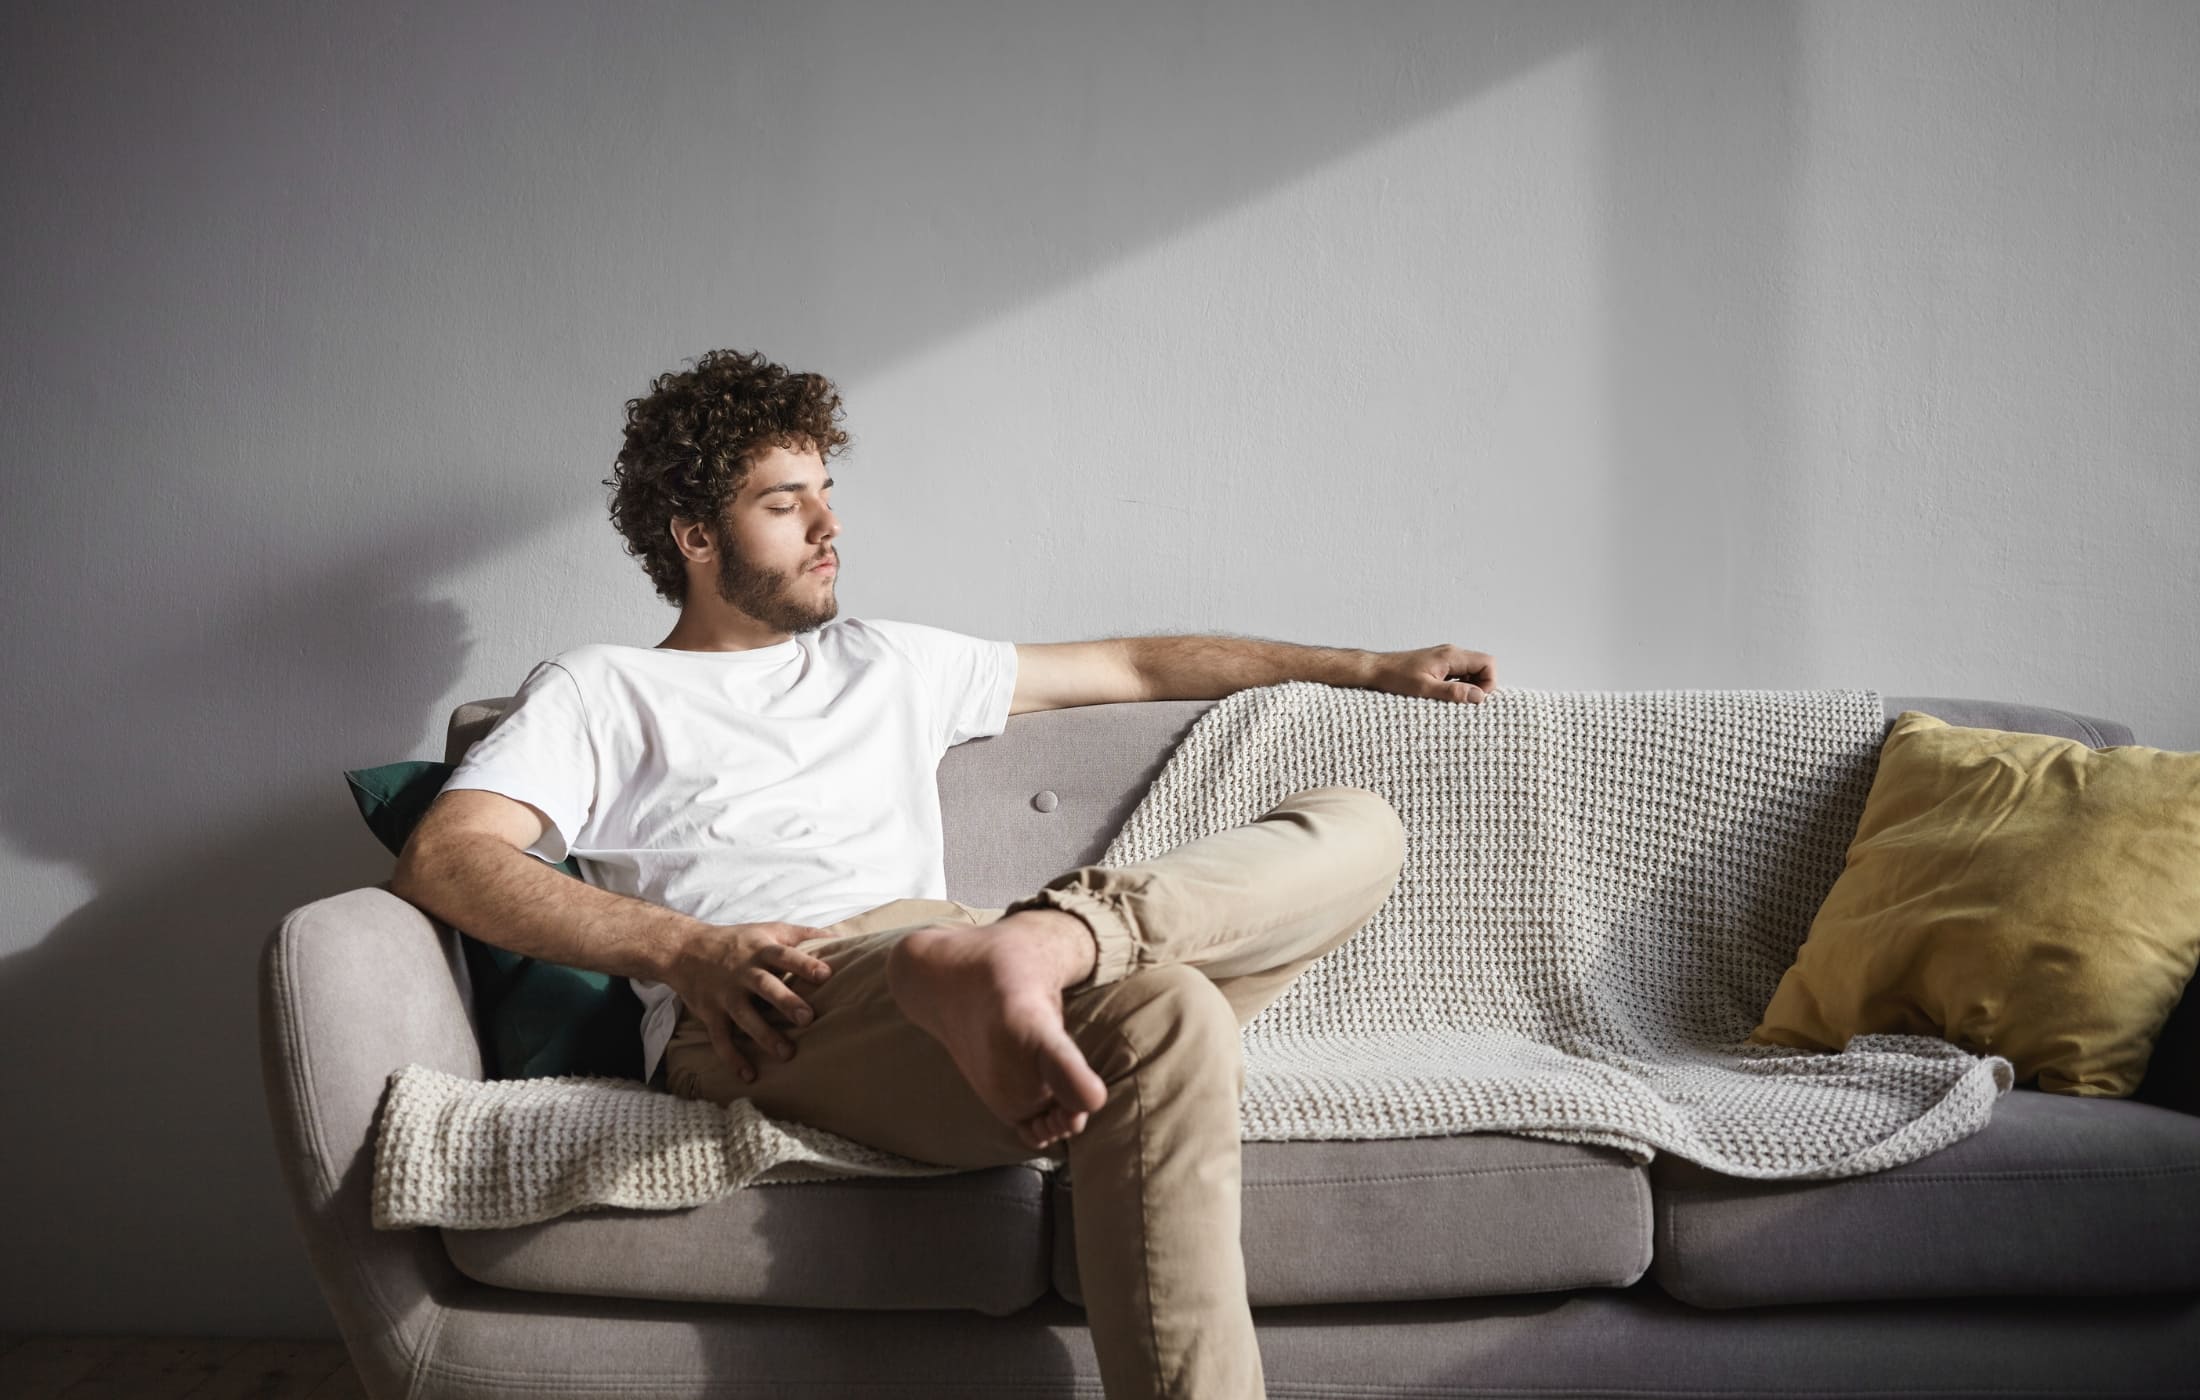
[663,785,1408,1400]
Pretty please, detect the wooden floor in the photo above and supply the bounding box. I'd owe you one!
[0,1335,366,1399]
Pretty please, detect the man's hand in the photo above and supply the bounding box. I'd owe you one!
[662,922,842,1083]
[1368,644,1499,704]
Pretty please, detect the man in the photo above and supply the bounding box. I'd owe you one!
[392,348,1498,1400]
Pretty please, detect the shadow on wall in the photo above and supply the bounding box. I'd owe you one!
[0,0,1807,1333]
[0,529,478,1319]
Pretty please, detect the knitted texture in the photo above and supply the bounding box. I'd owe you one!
[373,684,2016,1230]
[1119,683,2012,1178]
[373,1064,1054,1230]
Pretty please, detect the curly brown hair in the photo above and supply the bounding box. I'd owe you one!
[603,348,852,606]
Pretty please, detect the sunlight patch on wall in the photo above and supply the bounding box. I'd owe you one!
[851,46,1613,670]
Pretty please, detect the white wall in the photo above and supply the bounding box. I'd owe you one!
[1,0,2192,1335]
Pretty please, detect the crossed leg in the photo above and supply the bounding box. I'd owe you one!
[663,785,1407,1400]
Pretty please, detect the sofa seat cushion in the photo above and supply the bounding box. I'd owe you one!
[1650,1087,2200,1308]
[440,1165,1051,1316]
[1051,1132,1651,1306]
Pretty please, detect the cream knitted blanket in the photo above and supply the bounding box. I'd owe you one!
[374,684,2016,1231]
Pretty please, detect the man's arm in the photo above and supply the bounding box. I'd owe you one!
[1011,634,1496,714]
[1117,633,1379,700]
[390,788,707,984]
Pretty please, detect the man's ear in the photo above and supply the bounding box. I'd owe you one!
[668,515,715,566]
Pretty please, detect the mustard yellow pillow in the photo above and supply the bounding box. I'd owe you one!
[1748,710,2200,1097]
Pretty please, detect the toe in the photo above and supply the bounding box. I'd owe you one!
[1031,1103,1087,1149]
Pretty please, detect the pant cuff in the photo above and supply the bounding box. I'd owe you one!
[1003,878,1139,993]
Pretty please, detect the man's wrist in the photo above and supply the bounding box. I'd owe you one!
[650,914,719,983]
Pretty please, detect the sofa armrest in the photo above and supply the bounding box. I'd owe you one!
[256,883,482,1398]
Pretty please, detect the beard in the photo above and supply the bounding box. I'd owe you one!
[711,535,837,634]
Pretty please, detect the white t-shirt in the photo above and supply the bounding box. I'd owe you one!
[441,616,1019,1084]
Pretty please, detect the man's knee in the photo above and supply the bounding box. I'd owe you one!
[1295,785,1407,879]
[1351,786,1408,871]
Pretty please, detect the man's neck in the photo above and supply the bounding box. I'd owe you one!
[655,601,796,654]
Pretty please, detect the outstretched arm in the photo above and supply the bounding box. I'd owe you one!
[1010,634,1498,715]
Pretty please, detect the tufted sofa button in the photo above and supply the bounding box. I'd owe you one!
[1031,790,1059,813]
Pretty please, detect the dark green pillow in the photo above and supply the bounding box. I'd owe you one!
[343,760,644,1082]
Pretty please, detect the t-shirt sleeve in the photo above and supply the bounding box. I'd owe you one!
[441,659,597,865]
[868,618,1018,751]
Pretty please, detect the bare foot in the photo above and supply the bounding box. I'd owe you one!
[886,910,1110,1153]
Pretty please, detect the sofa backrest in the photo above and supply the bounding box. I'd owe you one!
[443,692,2135,908]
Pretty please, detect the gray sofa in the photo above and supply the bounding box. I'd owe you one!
[260,693,2200,1399]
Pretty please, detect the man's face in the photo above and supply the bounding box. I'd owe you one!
[706,441,841,631]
